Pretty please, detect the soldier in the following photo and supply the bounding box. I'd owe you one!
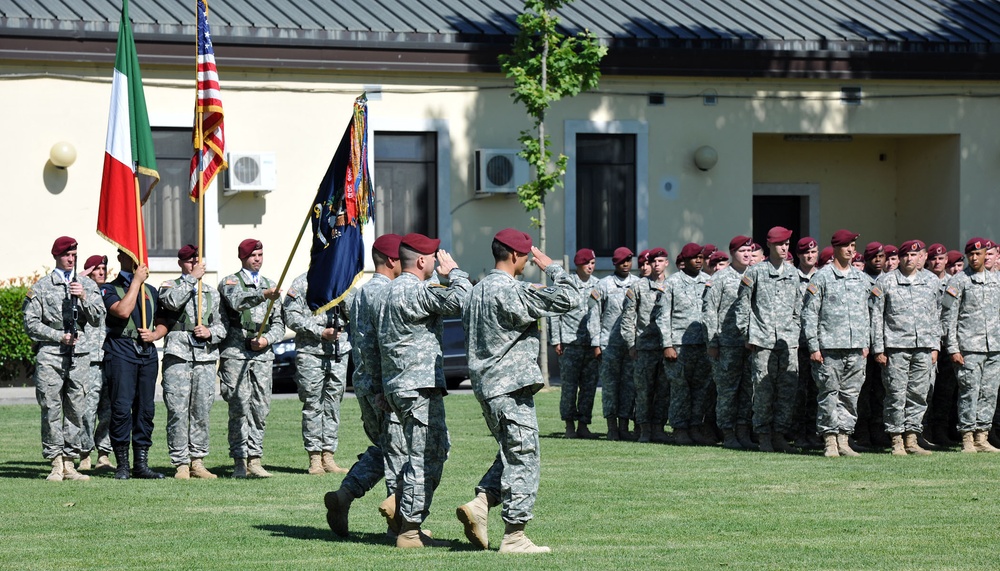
[802,229,872,457]
[78,253,113,471]
[378,233,470,548]
[925,243,958,446]
[620,247,670,443]
[218,239,285,478]
[735,227,801,453]
[883,245,899,274]
[636,249,652,278]
[589,247,639,440]
[102,250,169,479]
[818,246,834,270]
[283,269,353,475]
[703,236,755,449]
[658,244,712,445]
[851,252,865,271]
[750,243,764,265]
[707,251,729,273]
[325,234,406,538]
[858,242,888,449]
[946,250,964,275]
[23,237,104,481]
[870,240,941,456]
[550,248,599,439]
[942,238,1000,453]
[158,245,226,479]
[456,228,578,554]
[701,244,719,276]
[793,237,821,448]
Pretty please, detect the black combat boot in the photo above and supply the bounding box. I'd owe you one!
[132,446,165,479]
[113,445,131,480]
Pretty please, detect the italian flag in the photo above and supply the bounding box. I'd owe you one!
[97,0,158,265]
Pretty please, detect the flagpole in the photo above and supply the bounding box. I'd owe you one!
[134,175,148,329]
[255,207,312,338]
[195,0,205,326]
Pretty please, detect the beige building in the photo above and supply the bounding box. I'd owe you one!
[3,0,999,285]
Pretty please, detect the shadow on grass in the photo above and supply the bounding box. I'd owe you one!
[256,524,391,545]
[0,460,51,479]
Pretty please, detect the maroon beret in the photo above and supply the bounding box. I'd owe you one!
[678,243,702,260]
[402,233,441,255]
[819,247,834,266]
[573,248,596,266]
[708,250,729,266]
[796,237,817,253]
[927,243,946,257]
[766,226,793,244]
[51,236,77,256]
[831,229,860,247]
[637,249,651,264]
[612,247,634,264]
[883,244,898,257]
[372,234,402,259]
[965,237,988,254]
[750,242,762,252]
[987,239,997,250]
[899,240,925,253]
[852,252,864,263]
[647,247,669,260]
[493,228,532,254]
[177,244,198,261]
[700,244,718,258]
[84,254,107,270]
[947,250,963,267]
[729,235,753,252]
[863,242,884,261]
[238,238,262,260]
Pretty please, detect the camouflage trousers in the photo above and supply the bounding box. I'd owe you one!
[33,351,88,459]
[880,349,933,434]
[600,344,635,420]
[712,345,753,430]
[476,386,540,524]
[294,352,348,453]
[812,349,866,435]
[666,344,712,429]
[794,347,819,436]
[219,358,272,459]
[954,351,1000,432]
[751,344,799,434]
[162,356,217,466]
[341,388,407,500]
[634,349,669,425]
[928,358,958,432]
[81,361,112,454]
[386,388,450,525]
[558,344,599,424]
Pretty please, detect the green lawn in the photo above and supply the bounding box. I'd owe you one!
[2,389,999,570]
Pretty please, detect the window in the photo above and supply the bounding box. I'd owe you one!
[373,131,437,237]
[143,128,196,259]
[576,133,636,258]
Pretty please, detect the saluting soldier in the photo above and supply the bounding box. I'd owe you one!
[218,238,285,478]
[78,253,112,471]
[158,245,226,479]
[23,236,104,481]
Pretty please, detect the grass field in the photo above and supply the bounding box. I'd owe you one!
[2,389,999,570]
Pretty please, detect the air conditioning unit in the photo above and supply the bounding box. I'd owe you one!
[224,152,276,194]
[475,149,528,194]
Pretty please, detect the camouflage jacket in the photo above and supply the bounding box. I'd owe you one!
[23,270,104,358]
[656,271,709,348]
[587,273,638,349]
[942,267,1000,354]
[465,265,579,401]
[702,265,745,348]
[620,276,667,350]
[158,273,227,362]
[802,264,872,352]
[548,272,597,346]
[735,260,801,349]
[346,273,391,395]
[218,269,285,361]
[870,269,941,353]
[282,273,352,357]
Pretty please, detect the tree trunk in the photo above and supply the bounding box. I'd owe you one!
[538,30,550,387]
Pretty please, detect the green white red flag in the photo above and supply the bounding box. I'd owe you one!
[97,0,159,265]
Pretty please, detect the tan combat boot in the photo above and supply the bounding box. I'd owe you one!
[771,433,800,454]
[736,424,757,450]
[322,451,349,474]
[232,458,248,478]
[379,493,401,534]
[190,458,217,479]
[637,423,652,443]
[247,457,272,478]
[62,458,90,481]
[175,464,191,479]
[837,433,860,457]
[46,455,64,482]
[95,451,114,470]
[823,434,840,458]
[499,523,551,554]
[564,420,577,439]
[324,487,354,538]
[904,433,932,456]
[606,418,620,441]
[456,492,491,549]
[307,451,324,475]
[757,432,774,453]
[890,434,907,456]
[79,452,92,471]
[974,431,1000,453]
[396,521,447,548]
[961,431,977,453]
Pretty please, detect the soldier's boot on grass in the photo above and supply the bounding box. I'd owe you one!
[78,452,91,471]
[396,521,448,548]
[837,433,860,457]
[379,492,402,535]
[692,424,717,446]
[961,432,977,453]
[247,457,272,478]
[618,418,634,441]
[324,487,355,538]
[308,451,325,475]
[132,447,164,479]
[113,446,131,479]
[973,431,1000,453]
[232,458,248,478]
[190,458,217,479]
[904,432,932,456]
[499,523,551,554]
[46,455,64,482]
[606,418,620,441]
[672,427,693,446]
[722,429,742,450]
[564,420,577,439]
[771,433,800,454]
[576,423,595,439]
[890,434,907,456]
[823,434,840,458]
[735,424,756,450]
[456,492,491,550]
[95,451,114,471]
[651,424,670,443]
[62,458,90,481]
[175,464,191,479]
[322,451,350,474]
[637,423,652,443]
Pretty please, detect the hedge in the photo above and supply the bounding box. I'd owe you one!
[0,275,40,383]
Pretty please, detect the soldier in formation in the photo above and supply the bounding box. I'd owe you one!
[79,253,112,471]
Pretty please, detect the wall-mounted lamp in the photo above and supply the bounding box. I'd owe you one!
[49,141,77,169]
[693,145,718,171]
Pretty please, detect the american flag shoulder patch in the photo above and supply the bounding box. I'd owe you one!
[590,289,601,300]
[871,286,882,297]
[806,284,818,295]
[704,281,712,288]
[160,281,173,288]
[625,288,635,301]
[741,275,753,287]
[286,287,297,298]
[225,277,238,286]
[946,286,959,297]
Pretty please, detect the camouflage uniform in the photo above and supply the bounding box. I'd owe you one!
[942,267,1000,433]
[928,274,958,436]
[465,265,578,524]
[159,274,226,466]
[802,265,872,435]
[736,261,801,435]
[550,273,598,424]
[282,273,352,455]
[341,274,406,499]
[794,268,819,438]
[23,271,105,460]
[379,270,470,525]
[218,269,285,459]
[588,274,639,422]
[656,271,711,429]
[702,265,753,430]
[620,277,669,426]
[81,320,111,457]
[870,269,940,434]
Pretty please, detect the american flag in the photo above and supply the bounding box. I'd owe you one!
[189,0,226,199]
